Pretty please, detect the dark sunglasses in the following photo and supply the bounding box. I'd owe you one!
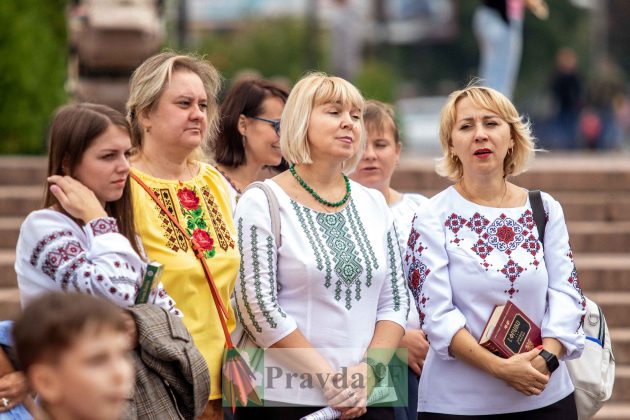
[249,116,281,136]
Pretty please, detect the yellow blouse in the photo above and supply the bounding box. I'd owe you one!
[130,162,240,400]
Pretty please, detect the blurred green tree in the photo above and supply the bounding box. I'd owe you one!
[0,0,68,154]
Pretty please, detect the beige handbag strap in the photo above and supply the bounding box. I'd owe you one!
[243,181,281,247]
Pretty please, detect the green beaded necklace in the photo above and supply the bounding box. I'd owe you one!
[289,164,351,207]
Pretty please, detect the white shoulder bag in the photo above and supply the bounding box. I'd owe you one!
[530,190,615,419]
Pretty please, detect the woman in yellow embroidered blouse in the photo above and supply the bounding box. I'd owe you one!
[126,52,240,419]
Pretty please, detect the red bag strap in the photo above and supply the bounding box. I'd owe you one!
[130,171,234,348]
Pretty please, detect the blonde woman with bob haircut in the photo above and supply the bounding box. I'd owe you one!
[404,85,585,418]
[233,73,408,420]
[127,52,240,419]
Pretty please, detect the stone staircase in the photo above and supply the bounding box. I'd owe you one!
[393,153,630,418]
[0,154,629,417]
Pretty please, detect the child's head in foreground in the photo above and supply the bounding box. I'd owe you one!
[12,292,134,420]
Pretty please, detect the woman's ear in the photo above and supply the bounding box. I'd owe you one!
[61,156,70,176]
[138,109,152,134]
[237,114,248,137]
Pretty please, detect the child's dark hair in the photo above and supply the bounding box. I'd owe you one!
[12,292,127,371]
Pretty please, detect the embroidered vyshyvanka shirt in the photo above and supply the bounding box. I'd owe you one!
[404,186,586,415]
[130,162,240,400]
[390,193,429,331]
[233,179,409,405]
[15,210,178,312]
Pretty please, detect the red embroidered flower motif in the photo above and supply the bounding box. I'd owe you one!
[177,187,200,210]
[177,185,216,258]
[192,228,214,251]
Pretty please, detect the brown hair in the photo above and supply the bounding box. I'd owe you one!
[215,78,289,167]
[44,103,141,256]
[13,292,127,370]
[436,85,535,181]
[126,51,222,162]
[363,100,400,144]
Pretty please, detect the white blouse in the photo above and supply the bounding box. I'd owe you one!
[234,179,409,404]
[390,193,428,331]
[15,209,178,313]
[404,186,585,415]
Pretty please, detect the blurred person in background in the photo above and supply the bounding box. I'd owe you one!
[473,0,549,99]
[234,73,408,419]
[350,100,429,420]
[214,78,289,211]
[585,55,626,150]
[550,48,582,150]
[405,85,585,419]
[127,52,239,420]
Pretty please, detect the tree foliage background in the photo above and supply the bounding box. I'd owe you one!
[0,0,68,154]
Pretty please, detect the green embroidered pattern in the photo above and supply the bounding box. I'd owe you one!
[316,212,363,286]
[290,200,383,311]
[266,235,287,318]
[392,224,410,318]
[237,218,261,334]
[349,201,379,271]
[291,202,329,285]
[346,200,375,287]
[387,232,401,311]
[303,207,332,287]
[250,225,276,328]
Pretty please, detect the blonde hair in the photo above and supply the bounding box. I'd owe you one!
[436,85,535,181]
[126,51,222,161]
[280,72,366,174]
[363,100,400,144]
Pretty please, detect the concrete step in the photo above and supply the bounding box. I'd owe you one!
[568,222,630,253]
[587,292,630,329]
[0,287,20,320]
[0,186,43,217]
[394,155,630,194]
[576,254,630,292]
[611,329,630,366]
[595,402,630,418]
[0,250,16,288]
[0,217,23,250]
[0,156,46,186]
[611,365,630,404]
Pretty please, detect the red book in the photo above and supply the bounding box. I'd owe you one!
[479,300,542,358]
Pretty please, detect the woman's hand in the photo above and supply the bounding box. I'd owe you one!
[396,328,429,376]
[322,363,368,420]
[48,175,108,223]
[0,372,28,412]
[494,348,549,396]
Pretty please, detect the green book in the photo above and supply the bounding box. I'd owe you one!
[135,261,164,304]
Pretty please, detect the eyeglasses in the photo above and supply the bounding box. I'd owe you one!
[249,116,281,136]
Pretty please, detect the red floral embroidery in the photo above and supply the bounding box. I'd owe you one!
[192,228,214,250]
[176,185,216,258]
[177,187,200,210]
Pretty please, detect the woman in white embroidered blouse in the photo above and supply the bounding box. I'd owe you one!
[15,103,177,311]
[233,74,408,420]
[350,100,429,420]
[404,85,585,419]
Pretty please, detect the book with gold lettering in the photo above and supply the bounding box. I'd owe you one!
[479,300,542,358]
